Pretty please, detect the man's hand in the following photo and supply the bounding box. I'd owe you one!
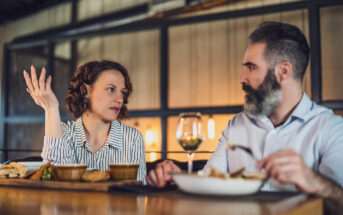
[146,160,181,188]
[256,149,319,194]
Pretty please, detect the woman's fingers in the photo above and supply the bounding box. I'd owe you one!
[147,170,158,187]
[46,75,52,92]
[39,67,46,91]
[23,70,35,93]
[146,175,155,187]
[155,165,167,187]
[23,65,60,110]
[30,65,40,91]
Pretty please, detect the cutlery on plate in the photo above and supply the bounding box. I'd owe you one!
[225,142,259,161]
[229,167,245,178]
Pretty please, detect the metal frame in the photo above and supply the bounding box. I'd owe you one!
[1,44,9,161]
[1,0,343,162]
[0,0,77,25]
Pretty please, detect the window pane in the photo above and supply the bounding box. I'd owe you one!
[167,114,235,161]
[8,46,47,115]
[0,151,4,163]
[321,5,343,100]
[5,123,44,151]
[7,151,42,161]
[77,29,160,110]
[54,42,73,115]
[169,10,310,108]
[121,117,161,162]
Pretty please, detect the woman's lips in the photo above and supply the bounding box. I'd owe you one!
[109,107,120,113]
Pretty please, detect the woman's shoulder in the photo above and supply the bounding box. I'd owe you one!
[118,121,143,138]
[61,118,79,134]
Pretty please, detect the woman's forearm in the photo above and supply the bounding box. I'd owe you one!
[45,107,63,137]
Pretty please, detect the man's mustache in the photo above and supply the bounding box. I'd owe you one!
[242,84,255,94]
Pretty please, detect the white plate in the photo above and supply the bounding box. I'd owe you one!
[17,162,44,172]
[172,173,264,196]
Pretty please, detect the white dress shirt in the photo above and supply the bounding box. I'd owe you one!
[204,93,343,191]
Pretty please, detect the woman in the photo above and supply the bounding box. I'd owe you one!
[23,60,146,183]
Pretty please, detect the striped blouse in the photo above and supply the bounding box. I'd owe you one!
[41,118,146,184]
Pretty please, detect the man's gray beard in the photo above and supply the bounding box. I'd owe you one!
[244,88,282,119]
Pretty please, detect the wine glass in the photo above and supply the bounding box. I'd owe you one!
[176,112,204,174]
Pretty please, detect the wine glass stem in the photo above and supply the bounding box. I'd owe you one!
[187,152,194,174]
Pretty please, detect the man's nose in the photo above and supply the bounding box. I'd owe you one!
[240,70,248,84]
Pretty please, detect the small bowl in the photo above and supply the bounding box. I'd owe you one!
[55,164,87,181]
[109,163,139,181]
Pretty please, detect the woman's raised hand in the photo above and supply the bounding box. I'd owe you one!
[23,65,59,111]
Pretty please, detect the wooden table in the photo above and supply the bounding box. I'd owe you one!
[0,187,323,215]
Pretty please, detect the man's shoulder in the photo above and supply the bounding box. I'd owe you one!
[227,112,253,127]
[309,102,342,121]
[306,103,343,132]
[231,112,251,121]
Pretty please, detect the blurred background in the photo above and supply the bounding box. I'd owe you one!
[0,0,342,163]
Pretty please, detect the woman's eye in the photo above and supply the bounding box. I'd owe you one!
[121,91,127,96]
[108,87,114,92]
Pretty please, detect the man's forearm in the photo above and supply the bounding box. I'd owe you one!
[314,174,343,199]
[313,173,343,214]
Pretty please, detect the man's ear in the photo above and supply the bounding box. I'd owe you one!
[275,62,292,83]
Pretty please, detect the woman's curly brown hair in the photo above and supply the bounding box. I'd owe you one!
[65,60,132,120]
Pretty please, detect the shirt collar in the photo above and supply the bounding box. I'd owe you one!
[288,92,312,121]
[251,92,312,129]
[105,120,123,150]
[75,117,87,147]
[75,118,123,150]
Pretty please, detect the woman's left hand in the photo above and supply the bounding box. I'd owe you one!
[23,65,59,111]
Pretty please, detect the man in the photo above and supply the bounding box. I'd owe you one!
[147,22,343,205]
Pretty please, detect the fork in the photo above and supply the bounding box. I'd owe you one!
[225,142,259,161]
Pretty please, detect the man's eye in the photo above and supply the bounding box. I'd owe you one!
[248,65,255,71]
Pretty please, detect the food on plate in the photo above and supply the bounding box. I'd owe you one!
[41,165,55,180]
[242,172,266,180]
[206,167,245,179]
[29,162,52,180]
[229,167,245,178]
[82,170,111,182]
[0,162,28,178]
[201,167,265,180]
[207,167,230,179]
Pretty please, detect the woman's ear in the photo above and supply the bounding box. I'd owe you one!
[275,62,292,83]
[81,83,91,98]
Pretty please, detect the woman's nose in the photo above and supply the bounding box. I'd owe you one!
[114,93,124,103]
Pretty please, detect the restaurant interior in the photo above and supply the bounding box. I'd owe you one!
[0,0,342,214]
